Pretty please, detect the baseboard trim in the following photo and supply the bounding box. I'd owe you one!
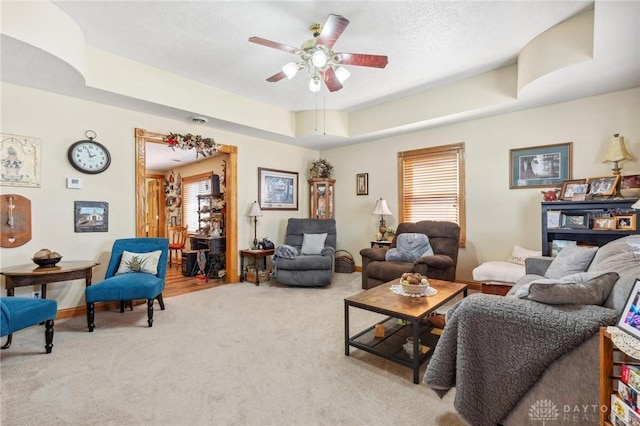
[55,300,147,320]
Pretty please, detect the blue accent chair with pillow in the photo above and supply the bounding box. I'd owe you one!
[85,237,169,332]
[273,219,337,287]
[1,296,57,353]
[360,220,460,289]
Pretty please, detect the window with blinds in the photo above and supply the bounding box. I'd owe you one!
[398,143,466,246]
[182,172,212,233]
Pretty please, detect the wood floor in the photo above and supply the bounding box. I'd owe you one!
[163,261,225,298]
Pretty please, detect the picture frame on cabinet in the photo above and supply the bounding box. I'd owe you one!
[560,179,587,201]
[547,211,561,228]
[561,211,589,229]
[617,279,640,340]
[587,175,620,197]
[258,167,298,210]
[356,173,368,195]
[593,216,617,230]
[616,214,637,231]
[509,142,572,189]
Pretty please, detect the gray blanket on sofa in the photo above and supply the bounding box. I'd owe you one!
[423,293,618,426]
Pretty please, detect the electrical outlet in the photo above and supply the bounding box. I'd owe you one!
[31,291,40,299]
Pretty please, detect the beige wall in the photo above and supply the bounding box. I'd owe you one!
[322,88,640,280]
[0,82,317,308]
[1,82,639,308]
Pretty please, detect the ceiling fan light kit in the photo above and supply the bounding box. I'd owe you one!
[249,14,388,93]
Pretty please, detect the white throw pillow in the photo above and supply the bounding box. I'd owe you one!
[300,233,327,255]
[116,250,162,275]
[508,245,542,266]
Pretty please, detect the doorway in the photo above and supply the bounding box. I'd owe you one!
[146,174,165,238]
[134,128,239,283]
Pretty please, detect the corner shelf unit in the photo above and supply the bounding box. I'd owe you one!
[197,193,225,236]
[309,178,335,219]
[541,199,639,256]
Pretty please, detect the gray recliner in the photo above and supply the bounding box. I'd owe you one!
[274,218,337,287]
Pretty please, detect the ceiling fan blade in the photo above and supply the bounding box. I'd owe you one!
[249,37,299,55]
[266,71,287,82]
[336,53,388,68]
[322,68,343,92]
[316,14,349,49]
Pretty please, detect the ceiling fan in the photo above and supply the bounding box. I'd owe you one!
[249,14,388,93]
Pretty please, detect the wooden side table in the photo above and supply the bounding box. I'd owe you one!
[370,240,391,248]
[239,249,274,285]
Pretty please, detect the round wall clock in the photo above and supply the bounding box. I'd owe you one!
[67,131,111,174]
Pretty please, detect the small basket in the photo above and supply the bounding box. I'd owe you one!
[335,250,355,273]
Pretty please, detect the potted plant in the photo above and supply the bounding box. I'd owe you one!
[386,228,396,242]
[310,159,333,179]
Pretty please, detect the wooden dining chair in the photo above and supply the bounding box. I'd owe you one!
[168,226,188,266]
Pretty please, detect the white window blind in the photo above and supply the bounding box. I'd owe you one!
[182,172,212,233]
[398,143,466,246]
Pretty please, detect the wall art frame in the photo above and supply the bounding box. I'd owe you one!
[356,173,368,195]
[509,142,572,189]
[0,133,41,188]
[74,201,109,233]
[258,167,298,210]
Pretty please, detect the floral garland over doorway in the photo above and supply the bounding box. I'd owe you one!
[164,132,221,159]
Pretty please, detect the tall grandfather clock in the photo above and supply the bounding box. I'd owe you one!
[309,178,335,219]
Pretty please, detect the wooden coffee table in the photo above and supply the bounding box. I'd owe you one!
[344,278,467,384]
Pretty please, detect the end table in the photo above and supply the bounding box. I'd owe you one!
[240,248,275,285]
[370,240,391,248]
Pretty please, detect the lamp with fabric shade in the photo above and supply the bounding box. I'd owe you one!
[248,201,263,250]
[602,133,633,175]
[372,198,393,239]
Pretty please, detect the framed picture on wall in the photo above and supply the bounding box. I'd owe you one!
[74,201,109,232]
[258,167,298,210]
[356,173,368,195]
[509,142,572,189]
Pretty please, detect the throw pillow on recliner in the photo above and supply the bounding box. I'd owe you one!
[385,233,434,262]
[301,233,328,255]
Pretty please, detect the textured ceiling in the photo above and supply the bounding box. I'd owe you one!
[2,1,639,171]
[51,0,593,112]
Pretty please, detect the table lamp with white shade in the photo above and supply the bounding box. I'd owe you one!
[372,198,393,239]
[248,201,263,250]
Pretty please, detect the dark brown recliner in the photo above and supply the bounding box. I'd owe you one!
[359,221,460,289]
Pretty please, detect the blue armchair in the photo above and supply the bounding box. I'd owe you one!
[85,238,169,332]
[1,297,58,353]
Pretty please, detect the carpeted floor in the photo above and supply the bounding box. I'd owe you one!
[1,273,467,426]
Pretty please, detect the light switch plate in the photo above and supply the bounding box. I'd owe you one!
[67,177,82,189]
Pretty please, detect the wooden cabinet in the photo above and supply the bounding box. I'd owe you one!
[197,193,225,235]
[309,178,335,219]
[541,199,639,256]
